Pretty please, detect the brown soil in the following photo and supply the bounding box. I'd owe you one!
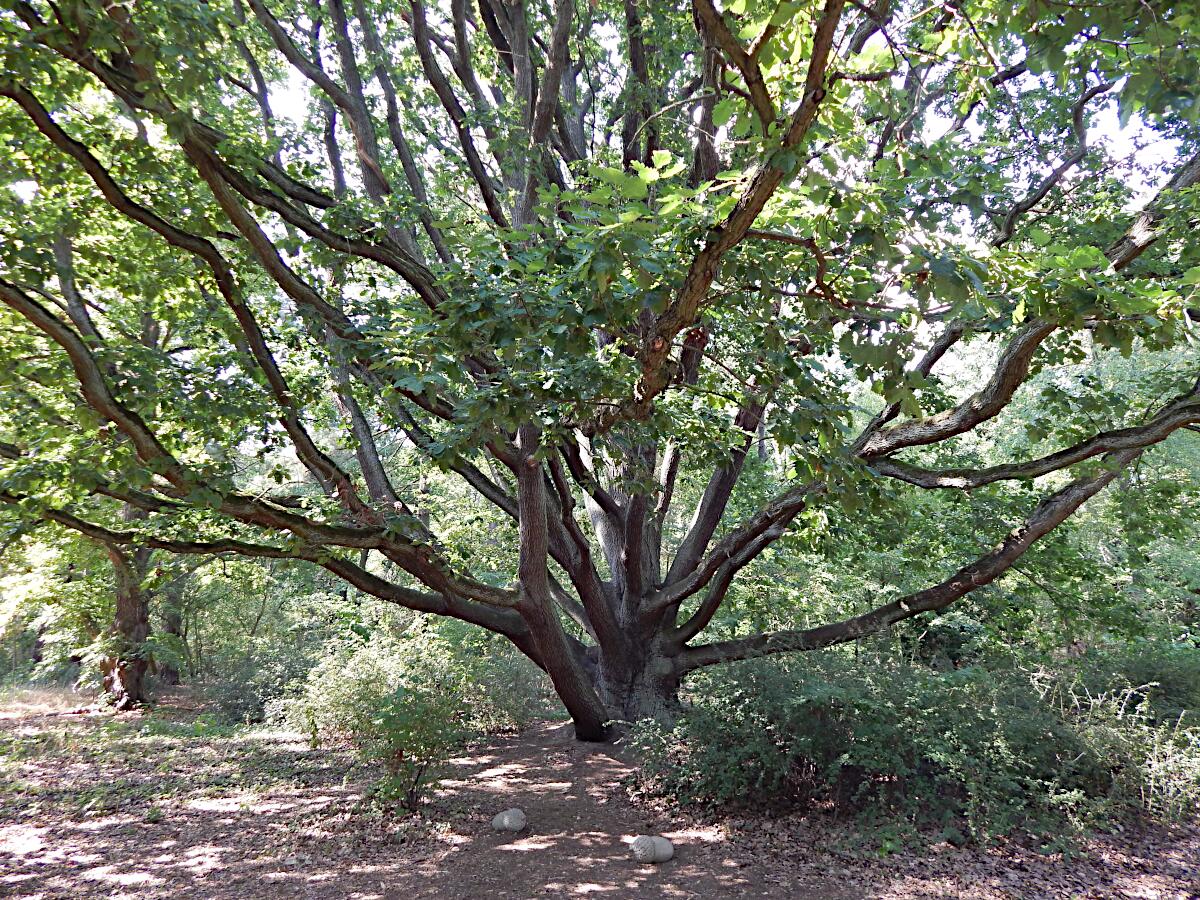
[1,689,1197,899]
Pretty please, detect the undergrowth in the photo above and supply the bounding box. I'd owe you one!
[628,642,1200,845]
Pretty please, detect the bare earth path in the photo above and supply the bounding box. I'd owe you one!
[1,690,1197,899]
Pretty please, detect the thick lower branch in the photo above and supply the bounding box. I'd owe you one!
[873,393,1199,489]
[680,448,1140,670]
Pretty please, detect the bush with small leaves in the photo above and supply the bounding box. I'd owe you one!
[366,684,470,810]
[629,643,1200,843]
[1074,641,1200,725]
[286,626,552,744]
[284,625,553,808]
[201,646,312,724]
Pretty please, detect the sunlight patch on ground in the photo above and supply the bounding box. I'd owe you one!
[186,792,290,814]
[446,752,497,767]
[242,727,308,742]
[472,762,530,780]
[556,831,624,848]
[0,824,46,856]
[661,826,725,844]
[438,776,575,796]
[178,844,230,876]
[68,814,139,832]
[81,864,163,886]
[0,687,90,719]
[499,835,558,851]
[542,879,640,895]
[0,830,104,868]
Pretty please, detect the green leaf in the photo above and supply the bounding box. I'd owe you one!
[1029,227,1052,247]
[712,98,738,128]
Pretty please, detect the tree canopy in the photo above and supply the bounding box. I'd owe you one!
[1,0,1198,739]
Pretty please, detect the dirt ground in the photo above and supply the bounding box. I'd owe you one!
[1,688,1197,899]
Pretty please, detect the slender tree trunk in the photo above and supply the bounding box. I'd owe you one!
[157,581,185,685]
[157,609,182,685]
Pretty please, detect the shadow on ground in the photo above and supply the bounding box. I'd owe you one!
[0,694,832,899]
[1,690,1197,899]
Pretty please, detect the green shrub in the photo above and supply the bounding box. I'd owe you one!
[285,625,551,742]
[285,636,406,742]
[1075,640,1200,724]
[283,623,553,807]
[365,685,471,810]
[1136,721,1200,819]
[201,646,311,724]
[629,648,1200,842]
[1055,678,1200,821]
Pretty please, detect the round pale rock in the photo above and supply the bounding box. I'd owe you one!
[630,835,674,863]
[491,808,528,832]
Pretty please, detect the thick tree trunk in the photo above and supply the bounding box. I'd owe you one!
[591,594,682,727]
[100,545,151,709]
[153,564,195,685]
[522,594,612,741]
[515,423,612,742]
[600,652,682,724]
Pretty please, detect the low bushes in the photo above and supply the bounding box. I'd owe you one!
[201,645,313,724]
[187,616,552,809]
[1073,640,1200,725]
[285,625,552,739]
[360,684,472,810]
[282,624,553,808]
[629,643,1200,842]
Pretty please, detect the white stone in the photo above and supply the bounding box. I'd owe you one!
[630,835,674,863]
[491,808,528,832]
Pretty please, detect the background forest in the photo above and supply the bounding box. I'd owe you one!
[2,0,1200,864]
[4,343,1199,843]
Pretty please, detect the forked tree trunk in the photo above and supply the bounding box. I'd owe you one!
[599,652,683,724]
[526,589,686,737]
[536,640,682,739]
[100,544,151,709]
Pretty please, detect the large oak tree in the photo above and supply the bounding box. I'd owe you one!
[1,0,1198,738]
